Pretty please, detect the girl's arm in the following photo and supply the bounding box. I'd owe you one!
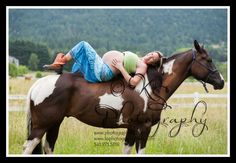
[112,59,147,87]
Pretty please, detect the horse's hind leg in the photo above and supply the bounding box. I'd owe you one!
[43,123,61,154]
[123,128,135,154]
[23,128,46,154]
[23,138,41,154]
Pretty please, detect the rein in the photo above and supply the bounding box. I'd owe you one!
[190,49,218,93]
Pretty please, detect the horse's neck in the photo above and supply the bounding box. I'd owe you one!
[161,51,193,100]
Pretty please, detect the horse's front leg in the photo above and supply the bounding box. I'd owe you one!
[123,128,135,154]
[135,122,152,154]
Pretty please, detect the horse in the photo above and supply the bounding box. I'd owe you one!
[22,40,224,154]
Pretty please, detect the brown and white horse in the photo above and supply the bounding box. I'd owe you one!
[22,40,224,154]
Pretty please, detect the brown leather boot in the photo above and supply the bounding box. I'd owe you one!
[43,53,67,71]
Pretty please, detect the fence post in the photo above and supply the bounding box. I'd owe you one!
[193,92,200,105]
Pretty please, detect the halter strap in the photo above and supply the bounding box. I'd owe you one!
[190,48,216,93]
[191,49,217,73]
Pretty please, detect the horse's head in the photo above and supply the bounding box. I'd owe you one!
[190,40,224,90]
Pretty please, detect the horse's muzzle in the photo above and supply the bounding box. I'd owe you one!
[213,79,224,90]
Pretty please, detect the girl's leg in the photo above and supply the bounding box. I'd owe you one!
[43,41,102,82]
[43,42,85,71]
[43,52,70,71]
[64,52,72,61]
[70,41,103,82]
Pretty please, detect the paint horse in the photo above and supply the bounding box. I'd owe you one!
[23,40,224,154]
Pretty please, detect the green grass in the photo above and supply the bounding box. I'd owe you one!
[8,105,227,155]
[8,111,27,154]
[146,107,227,154]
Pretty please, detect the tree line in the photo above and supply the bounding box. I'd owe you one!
[9,9,227,56]
[9,39,227,80]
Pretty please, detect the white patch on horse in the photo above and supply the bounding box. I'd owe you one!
[136,140,145,154]
[138,148,145,154]
[99,93,124,110]
[44,140,53,154]
[135,74,152,112]
[30,75,60,106]
[22,138,41,154]
[117,113,124,125]
[220,73,224,81]
[123,144,133,154]
[163,59,175,74]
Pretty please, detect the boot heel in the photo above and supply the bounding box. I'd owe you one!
[55,65,63,74]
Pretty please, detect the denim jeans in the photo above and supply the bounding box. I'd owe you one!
[70,41,114,83]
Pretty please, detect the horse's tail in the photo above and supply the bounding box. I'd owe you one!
[25,84,43,154]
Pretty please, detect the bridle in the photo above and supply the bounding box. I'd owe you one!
[190,49,218,93]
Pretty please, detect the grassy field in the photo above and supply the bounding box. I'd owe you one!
[7,75,228,155]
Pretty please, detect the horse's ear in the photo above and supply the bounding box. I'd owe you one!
[194,40,202,53]
[202,44,204,49]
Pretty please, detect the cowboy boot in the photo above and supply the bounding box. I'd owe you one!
[43,53,67,72]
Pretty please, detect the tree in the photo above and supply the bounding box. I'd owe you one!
[17,65,29,76]
[9,63,18,77]
[28,53,39,70]
[9,40,51,69]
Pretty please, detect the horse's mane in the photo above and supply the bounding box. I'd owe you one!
[147,65,163,94]
[147,49,192,94]
[163,49,192,63]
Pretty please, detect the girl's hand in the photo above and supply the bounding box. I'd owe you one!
[112,59,123,70]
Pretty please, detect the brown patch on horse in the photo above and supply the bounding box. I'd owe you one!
[147,64,163,94]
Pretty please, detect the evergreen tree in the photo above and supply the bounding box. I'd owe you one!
[9,63,18,77]
[28,53,39,70]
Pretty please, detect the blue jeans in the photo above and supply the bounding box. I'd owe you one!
[70,41,114,83]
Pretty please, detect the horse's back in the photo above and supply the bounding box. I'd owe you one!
[28,74,61,106]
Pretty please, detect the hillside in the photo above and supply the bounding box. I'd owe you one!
[9,8,227,58]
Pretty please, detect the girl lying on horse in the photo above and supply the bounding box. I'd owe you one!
[43,41,163,86]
